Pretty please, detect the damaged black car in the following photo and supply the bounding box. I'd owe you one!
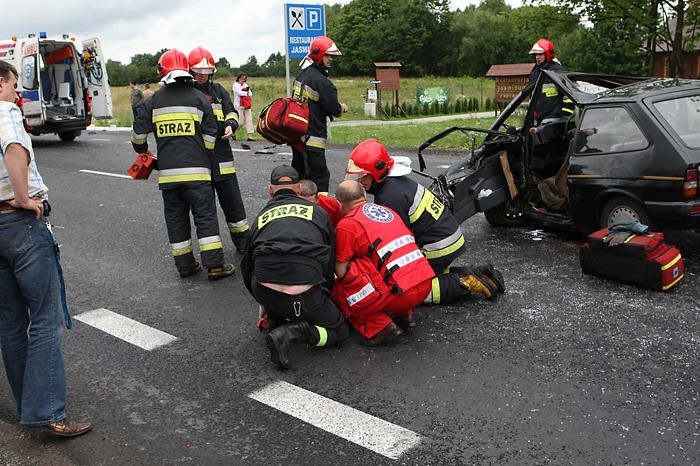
[418,71,700,234]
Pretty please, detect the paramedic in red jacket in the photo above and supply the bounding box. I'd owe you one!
[332,181,505,346]
[299,179,343,227]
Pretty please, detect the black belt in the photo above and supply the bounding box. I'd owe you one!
[0,201,16,212]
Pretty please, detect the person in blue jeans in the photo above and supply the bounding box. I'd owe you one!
[0,60,91,437]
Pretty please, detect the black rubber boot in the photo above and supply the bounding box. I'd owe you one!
[472,263,505,293]
[266,321,316,369]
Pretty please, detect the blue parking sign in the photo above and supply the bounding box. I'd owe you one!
[286,3,326,59]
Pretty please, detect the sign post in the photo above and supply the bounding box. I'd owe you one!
[284,3,326,96]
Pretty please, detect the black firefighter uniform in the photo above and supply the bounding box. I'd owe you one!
[131,82,226,271]
[193,80,249,252]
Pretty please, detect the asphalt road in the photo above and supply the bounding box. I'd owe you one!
[0,131,698,465]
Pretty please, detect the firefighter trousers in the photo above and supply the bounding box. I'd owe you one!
[291,144,330,194]
[252,277,348,347]
[162,183,225,271]
[212,174,249,251]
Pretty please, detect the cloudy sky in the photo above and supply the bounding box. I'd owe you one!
[1,0,515,67]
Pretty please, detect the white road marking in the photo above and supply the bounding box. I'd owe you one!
[436,165,450,169]
[249,380,422,459]
[79,169,133,179]
[231,147,250,152]
[74,308,177,350]
[89,138,112,142]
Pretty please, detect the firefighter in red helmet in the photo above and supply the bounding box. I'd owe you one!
[131,49,235,280]
[187,47,250,255]
[344,139,505,297]
[527,38,575,126]
[290,36,349,194]
[527,38,576,179]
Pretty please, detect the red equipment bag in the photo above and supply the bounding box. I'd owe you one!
[128,152,156,180]
[579,228,684,291]
[256,98,309,147]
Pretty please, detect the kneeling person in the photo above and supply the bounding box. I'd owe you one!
[241,166,348,369]
[332,181,504,346]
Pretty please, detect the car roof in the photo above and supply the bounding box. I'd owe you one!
[544,71,651,104]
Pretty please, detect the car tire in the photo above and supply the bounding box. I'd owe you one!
[484,199,527,227]
[58,131,78,142]
[600,196,655,230]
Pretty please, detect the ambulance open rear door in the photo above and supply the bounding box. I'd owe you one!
[82,37,113,119]
[19,35,46,127]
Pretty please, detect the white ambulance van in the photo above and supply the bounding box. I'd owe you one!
[0,32,113,141]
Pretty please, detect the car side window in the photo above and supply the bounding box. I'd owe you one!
[653,95,700,148]
[574,107,648,154]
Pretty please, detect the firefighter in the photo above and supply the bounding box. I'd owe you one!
[131,49,235,280]
[345,139,466,275]
[291,35,349,194]
[240,165,348,369]
[332,181,505,346]
[188,47,250,254]
[527,38,575,126]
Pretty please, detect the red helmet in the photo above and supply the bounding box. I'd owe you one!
[346,139,394,183]
[157,49,189,77]
[529,38,556,62]
[188,47,216,74]
[307,36,342,64]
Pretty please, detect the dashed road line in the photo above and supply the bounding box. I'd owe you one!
[79,169,133,179]
[249,380,422,460]
[74,308,177,350]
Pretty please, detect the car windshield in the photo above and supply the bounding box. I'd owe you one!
[653,95,700,148]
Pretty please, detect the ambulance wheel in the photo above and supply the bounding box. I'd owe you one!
[600,196,654,230]
[58,131,79,142]
[484,199,527,227]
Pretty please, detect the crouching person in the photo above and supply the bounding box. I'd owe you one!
[241,165,348,369]
[332,181,505,346]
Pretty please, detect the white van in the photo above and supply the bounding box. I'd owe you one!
[0,32,113,141]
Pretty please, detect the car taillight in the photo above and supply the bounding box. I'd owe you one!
[683,167,698,198]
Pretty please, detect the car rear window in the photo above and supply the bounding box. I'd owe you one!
[653,95,700,148]
[574,107,648,154]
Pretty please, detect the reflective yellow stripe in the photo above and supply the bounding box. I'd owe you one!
[200,241,222,251]
[213,107,225,121]
[423,234,465,259]
[306,138,326,149]
[159,174,211,184]
[131,132,148,144]
[409,189,444,223]
[228,222,249,233]
[152,112,203,123]
[661,254,682,271]
[430,277,441,304]
[219,161,236,175]
[315,326,327,347]
[288,113,308,124]
[170,240,193,257]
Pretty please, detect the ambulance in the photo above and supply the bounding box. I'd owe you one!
[0,32,113,141]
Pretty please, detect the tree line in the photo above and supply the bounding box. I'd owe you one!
[106,0,699,86]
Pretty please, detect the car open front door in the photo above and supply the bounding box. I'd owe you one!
[81,37,113,119]
[19,35,46,127]
[449,152,516,224]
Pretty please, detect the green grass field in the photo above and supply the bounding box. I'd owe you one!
[102,76,497,149]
